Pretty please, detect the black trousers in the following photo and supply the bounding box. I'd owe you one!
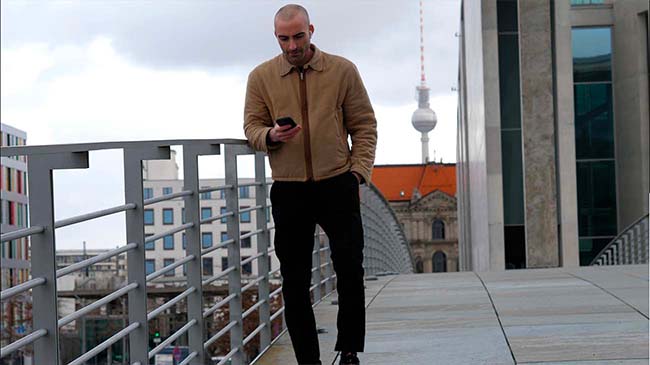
[271,171,366,365]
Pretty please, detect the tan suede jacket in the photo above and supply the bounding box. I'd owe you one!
[244,45,377,183]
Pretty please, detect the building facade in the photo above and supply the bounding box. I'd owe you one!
[142,155,276,284]
[457,0,649,271]
[372,163,458,273]
[0,123,31,361]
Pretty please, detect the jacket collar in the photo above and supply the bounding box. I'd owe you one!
[279,44,324,77]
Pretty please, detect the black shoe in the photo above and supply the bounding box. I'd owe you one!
[339,352,360,365]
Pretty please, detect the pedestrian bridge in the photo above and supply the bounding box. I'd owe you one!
[256,265,649,365]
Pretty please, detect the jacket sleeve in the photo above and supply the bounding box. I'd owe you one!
[343,64,378,184]
[243,70,279,153]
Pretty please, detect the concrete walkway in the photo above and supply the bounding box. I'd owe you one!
[254,265,649,365]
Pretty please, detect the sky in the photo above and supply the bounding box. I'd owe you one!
[1,0,461,249]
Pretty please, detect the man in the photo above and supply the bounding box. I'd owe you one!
[243,4,377,365]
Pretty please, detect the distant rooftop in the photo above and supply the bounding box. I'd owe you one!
[371,163,456,201]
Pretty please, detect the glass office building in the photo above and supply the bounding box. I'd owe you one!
[457,0,649,271]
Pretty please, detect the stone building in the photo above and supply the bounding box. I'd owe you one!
[457,0,649,271]
[372,163,458,273]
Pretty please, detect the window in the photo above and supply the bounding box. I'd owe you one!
[571,0,604,5]
[202,232,213,249]
[221,232,229,243]
[432,220,445,240]
[182,233,187,249]
[241,231,251,248]
[432,251,447,273]
[163,187,173,195]
[239,186,250,199]
[240,207,251,223]
[143,188,153,200]
[163,208,174,225]
[220,190,226,199]
[182,208,186,224]
[221,257,228,270]
[164,259,175,276]
[266,207,271,223]
[145,260,155,275]
[163,235,174,250]
[201,207,212,221]
[220,207,228,223]
[242,257,252,275]
[200,188,211,200]
[145,234,155,250]
[203,257,213,276]
[144,209,154,225]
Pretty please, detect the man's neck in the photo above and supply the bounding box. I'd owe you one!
[291,45,314,68]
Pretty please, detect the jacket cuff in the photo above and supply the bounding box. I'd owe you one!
[265,128,282,151]
[351,167,370,185]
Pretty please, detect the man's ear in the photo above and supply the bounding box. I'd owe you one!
[309,24,315,36]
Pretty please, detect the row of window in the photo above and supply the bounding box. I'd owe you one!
[144,206,269,225]
[143,186,254,200]
[145,256,269,277]
[0,199,29,227]
[0,132,28,163]
[145,231,253,250]
[1,167,27,195]
[0,237,29,260]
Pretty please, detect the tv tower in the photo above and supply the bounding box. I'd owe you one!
[411,0,437,164]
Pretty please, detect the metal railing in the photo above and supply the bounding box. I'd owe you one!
[0,138,411,364]
[590,214,649,266]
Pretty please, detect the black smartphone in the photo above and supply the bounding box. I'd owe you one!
[276,117,297,129]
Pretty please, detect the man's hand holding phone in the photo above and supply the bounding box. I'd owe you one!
[269,117,301,143]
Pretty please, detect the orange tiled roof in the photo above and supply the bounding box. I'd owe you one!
[371,163,456,202]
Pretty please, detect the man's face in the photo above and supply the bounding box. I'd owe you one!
[274,15,314,66]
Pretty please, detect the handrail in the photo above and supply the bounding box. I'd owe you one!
[0,329,47,359]
[149,319,197,359]
[58,283,138,328]
[147,287,196,320]
[144,190,193,205]
[146,255,195,282]
[145,222,194,243]
[55,203,136,229]
[590,214,649,265]
[57,243,137,278]
[0,277,46,301]
[67,323,139,365]
[0,226,44,243]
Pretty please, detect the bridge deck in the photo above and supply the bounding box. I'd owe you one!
[254,265,648,365]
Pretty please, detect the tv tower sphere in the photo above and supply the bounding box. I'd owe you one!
[411,102,437,133]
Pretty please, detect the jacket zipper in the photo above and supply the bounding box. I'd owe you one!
[299,68,313,180]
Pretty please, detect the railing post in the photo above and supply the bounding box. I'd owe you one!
[254,152,272,352]
[312,227,322,303]
[183,143,220,364]
[124,146,170,364]
[225,144,244,365]
[324,233,333,295]
[27,152,88,364]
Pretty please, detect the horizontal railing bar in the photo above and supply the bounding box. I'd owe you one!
[270,307,285,322]
[57,243,137,278]
[146,255,195,282]
[149,319,197,359]
[242,299,266,319]
[58,283,138,328]
[67,323,139,365]
[320,277,330,285]
[201,240,232,256]
[55,203,136,229]
[1,277,46,301]
[199,184,233,194]
[238,205,263,214]
[311,267,318,273]
[241,276,266,293]
[268,248,276,254]
[267,225,275,231]
[241,229,263,240]
[202,266,236,286]
[0,329,47,359]
[0,139,246,157]
[143,190,193,206]
[320,262,331,268]
[269,267,281,277]
[270,287,283,299]
[200,211,234,225]
[320,247,330,252]
[238,182,263,188]
[216,347,239,365]
[147,287,196,320]
[204,321,237,349]
[0,226,44,243]
[241,252,264,266]
[309,283,318,292]
[203,293,237,318]
[145,223,194,243]
[242,323,267,346]
[178,352,198,365]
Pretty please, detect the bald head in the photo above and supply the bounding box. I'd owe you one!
[274,4,310,27]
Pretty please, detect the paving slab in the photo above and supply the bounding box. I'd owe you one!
[254,265,649,365]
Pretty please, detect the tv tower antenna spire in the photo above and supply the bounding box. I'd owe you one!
[412,0,437,163]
